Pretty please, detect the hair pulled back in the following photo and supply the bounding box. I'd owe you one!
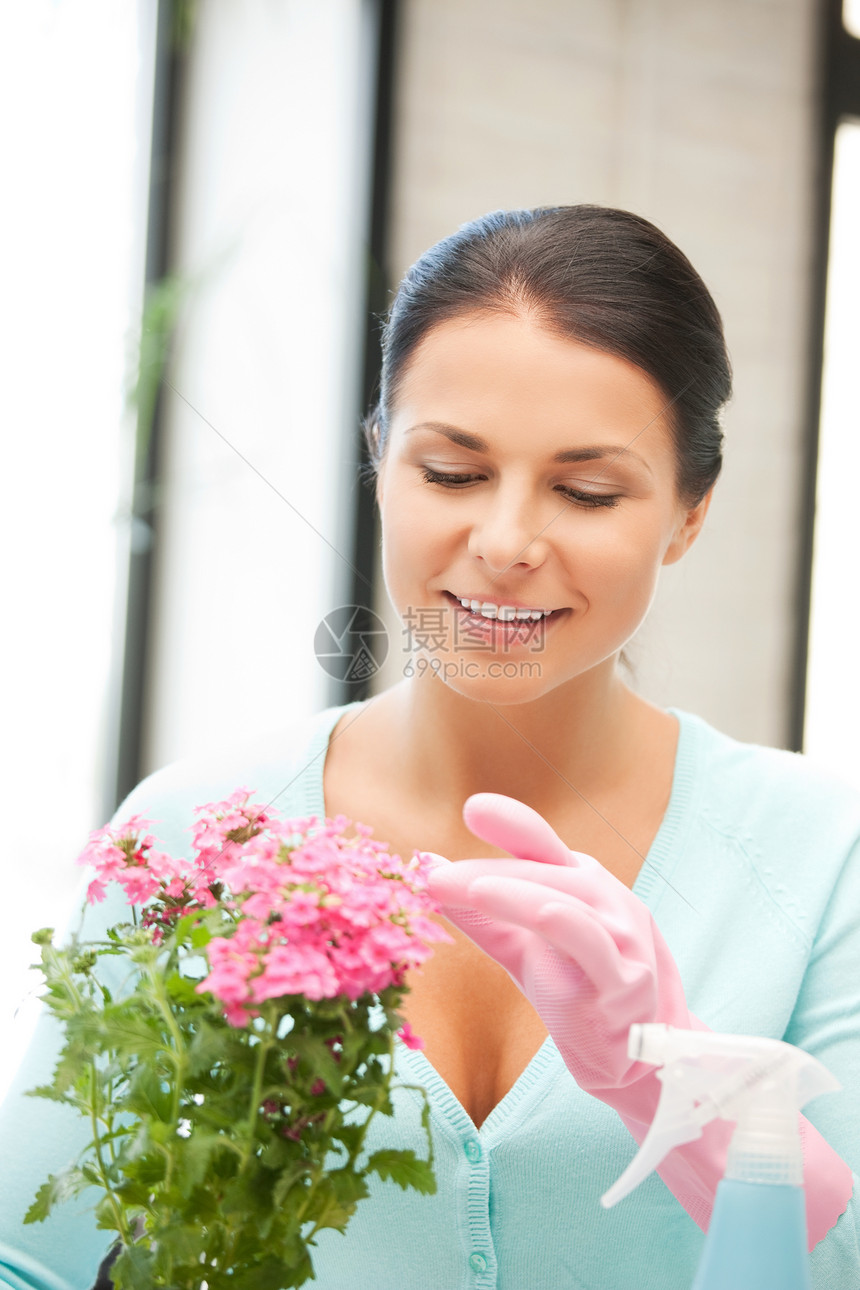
[365,205,731,505]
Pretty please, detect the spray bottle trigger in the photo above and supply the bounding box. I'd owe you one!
[600,1060,710,1209]
[601,1024,843,1215]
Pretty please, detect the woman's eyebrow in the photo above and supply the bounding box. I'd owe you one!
[404,420,652,470]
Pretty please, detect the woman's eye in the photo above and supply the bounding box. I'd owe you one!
[421,468,483,487]
[421,468,621,508]
[556,484,621,509]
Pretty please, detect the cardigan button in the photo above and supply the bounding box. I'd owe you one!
[464,1137,482,1162]
[469,1252,488,1274]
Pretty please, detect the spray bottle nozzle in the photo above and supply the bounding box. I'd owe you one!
[601,1025,841,1210]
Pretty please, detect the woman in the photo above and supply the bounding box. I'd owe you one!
[1,206,858,1288]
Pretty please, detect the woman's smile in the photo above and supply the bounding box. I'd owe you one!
[376,311,708,700]
[440,589,571,651]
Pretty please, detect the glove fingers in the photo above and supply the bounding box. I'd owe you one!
[463,793,576,867]
[429,858,624,919]
[462,874,622,987]
[438,901,534,983]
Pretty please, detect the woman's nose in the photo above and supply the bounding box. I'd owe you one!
[466,486,549,574]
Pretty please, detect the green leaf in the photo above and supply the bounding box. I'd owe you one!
[24,1179,59,1224]
[332,1122,366,1155]
[174,1181,221,1223]
[111,1243,157,1290]
[190,923,212,949]
[173,911,201,942]
[187,1017,231,1077]
[177,1129,226,1189]
[25,1082,70,1105]
[113,1179,154,1209]
[228,1253,314,1290]
[81,1162,105,1188]
[326,1166,369,1206]
[122,1065,173,1122]
[120,1150,166,1188]
[366,1148,436,1194]
[94,1192,128,1233]
[80,1007,166,1061]
[313,1205,354,1235]
[164,969,202,1007]
[349,1086,393,1115]
[287,1034,343,1089]
[259,1134,294,1172]
[221,1163,280,1218]
[24,1167,90,1223]
[271,1164,310,1210]
[150,1222,200,1260]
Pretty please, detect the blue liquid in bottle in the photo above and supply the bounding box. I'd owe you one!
[692,1179,811,1290]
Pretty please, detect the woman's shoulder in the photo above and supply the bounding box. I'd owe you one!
[655,711,860,947]
[112,702,357,859]
[674,708,860,861]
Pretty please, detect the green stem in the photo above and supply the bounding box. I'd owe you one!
[147,959,188,1190]
[51,945,85,1013]
[89,1062,134,1245]
[301,1022,398,1242]
[242,1012,273,1168]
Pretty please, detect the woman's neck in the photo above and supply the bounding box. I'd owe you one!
[375,663,654,821]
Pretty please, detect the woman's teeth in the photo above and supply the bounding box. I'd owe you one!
[456,597,552,621]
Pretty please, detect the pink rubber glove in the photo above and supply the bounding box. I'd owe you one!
[426,793,853,1246]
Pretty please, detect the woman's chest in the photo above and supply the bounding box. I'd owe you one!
[398,930,549,1127]
[322,757,549,1125]
[319,715,662,1123]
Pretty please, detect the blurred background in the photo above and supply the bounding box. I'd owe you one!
[1,0,858,1095]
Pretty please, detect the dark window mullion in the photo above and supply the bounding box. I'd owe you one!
[338,0,400,706]
[789,0,859,750]
[111,0,183,810]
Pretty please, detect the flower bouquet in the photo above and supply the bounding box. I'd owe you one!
[26,790,450,1289]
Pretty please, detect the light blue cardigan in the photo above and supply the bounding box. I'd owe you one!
[1,704,859,1289]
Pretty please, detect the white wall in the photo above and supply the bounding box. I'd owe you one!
[371,0,819,749]
[804,121,860,783]
[0,0,156,1098]
[142,0,378,774]
[0,0,380,1100]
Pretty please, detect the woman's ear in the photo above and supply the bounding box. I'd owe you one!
[371,422,385,508]
[662,489,713,566]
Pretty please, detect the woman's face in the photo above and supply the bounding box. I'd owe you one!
[377,312,710,703]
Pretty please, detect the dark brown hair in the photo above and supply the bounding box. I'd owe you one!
[364,205,731,504]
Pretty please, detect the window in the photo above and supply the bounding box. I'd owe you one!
[804,120,860,781]
[0,0,156,1096]
[801,5,860,777]
[0,0,379,1098]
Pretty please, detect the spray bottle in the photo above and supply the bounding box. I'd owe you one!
[601,1025,842,1289]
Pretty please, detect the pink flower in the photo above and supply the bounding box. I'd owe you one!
[398,1022,424,1050]
[86,878,108,904]
[119,868,160,905]
[222,1000,249,1027]
[77,791,451,1027]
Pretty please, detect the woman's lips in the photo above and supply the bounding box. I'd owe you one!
[447,590,557,616]
[441,591,567,647]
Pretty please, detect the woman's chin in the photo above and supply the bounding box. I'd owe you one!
[420,659,555,706]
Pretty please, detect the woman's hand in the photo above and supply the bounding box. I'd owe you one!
[426,793,853,1246]
[425,792,692,1117]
